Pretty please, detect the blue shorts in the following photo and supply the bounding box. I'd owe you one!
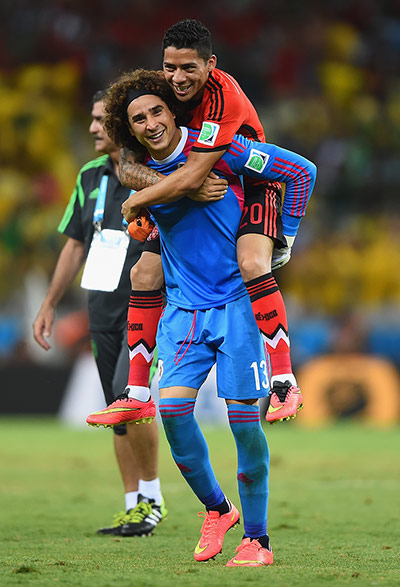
[157,295,270,400]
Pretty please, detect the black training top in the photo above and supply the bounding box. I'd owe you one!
[58,155,143,331]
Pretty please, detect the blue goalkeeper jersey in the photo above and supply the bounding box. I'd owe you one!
[146,127,316,310]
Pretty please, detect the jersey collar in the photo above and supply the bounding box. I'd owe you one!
[150,127,188,165]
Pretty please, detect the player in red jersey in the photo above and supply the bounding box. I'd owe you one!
[115,20,305,424]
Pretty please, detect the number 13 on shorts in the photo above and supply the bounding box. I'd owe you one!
[251,359,270,392]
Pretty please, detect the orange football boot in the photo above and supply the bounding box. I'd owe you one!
[86,392,156,428]
[266,381,303,423]
[194,502,240,562]
[226,537,273,567]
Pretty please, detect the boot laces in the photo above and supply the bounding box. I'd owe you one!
[127,502,153,523]
[198,511,220,540]
[115,391,130,401]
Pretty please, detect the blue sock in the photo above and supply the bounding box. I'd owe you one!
[228,404,269,538]
[159,398,225,509]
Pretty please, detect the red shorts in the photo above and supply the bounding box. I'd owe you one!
[237,181,285,247]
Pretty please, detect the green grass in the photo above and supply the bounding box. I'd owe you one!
[0,418,398,586]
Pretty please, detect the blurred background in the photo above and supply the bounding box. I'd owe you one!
[1,0,399,425]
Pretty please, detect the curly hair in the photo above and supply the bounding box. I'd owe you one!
[103,68,187,159]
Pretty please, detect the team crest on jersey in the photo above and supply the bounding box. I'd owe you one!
[245,149,270,173]
[197,122,220,146]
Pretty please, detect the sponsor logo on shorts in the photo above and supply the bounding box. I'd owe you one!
[147,225,159,241]
[197,121,220,146]
[245,149,270,173]
[127,322,143,331]
[255,310,278,321]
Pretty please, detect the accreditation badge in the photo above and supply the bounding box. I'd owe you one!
[80,228,129,292]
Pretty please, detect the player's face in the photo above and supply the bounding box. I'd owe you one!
[163,47,216,102]
[127,94,180,159]
[89,101,117,155]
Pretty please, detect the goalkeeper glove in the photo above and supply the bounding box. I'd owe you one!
[271,235,296,270]
[127,209,155,242]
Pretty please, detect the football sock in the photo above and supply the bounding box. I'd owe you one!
[159,398,224,507]
[125,385,151,402]
[207,497,231,515]
[244,534,271,550]
[271,373,297,388]
[245,273,293,380]
[138,477,162,505]
[127,290,163,389]
[228,404,269,538]
[125,490,138,511]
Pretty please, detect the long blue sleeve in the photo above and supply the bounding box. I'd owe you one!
[223,137,317,236]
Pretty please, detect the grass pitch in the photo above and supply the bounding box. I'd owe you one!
[0,417,398,586]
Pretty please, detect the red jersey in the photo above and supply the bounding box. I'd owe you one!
[187,68,266,153]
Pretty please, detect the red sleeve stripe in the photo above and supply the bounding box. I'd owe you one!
[205,73,225,121]
[271,157,312,216]
[275,157,312,216]
[228,139,247,157]
[187,129,200,140]
[271,163,309,216]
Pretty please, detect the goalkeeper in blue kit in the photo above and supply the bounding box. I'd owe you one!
[97,69,316,567]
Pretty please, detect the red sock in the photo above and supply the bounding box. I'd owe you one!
[127,290,163,387]
[245,273,292,379]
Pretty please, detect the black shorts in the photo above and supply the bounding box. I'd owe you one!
[90,328,129,435]
[237,181,285,247]
[143,224,161,255]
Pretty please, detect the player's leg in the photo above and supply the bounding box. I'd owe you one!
[86,240,163,427]
[91,329,166,536]
[112,332,167,537]
[237,182,302,423]
[157,305,239,561]
[125,239,164,401]
[117,423,167,538]
[89,330,139,535]
[225,399,273,567]
[214,297,273,567]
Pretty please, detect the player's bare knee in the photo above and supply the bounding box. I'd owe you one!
[130,260,160,290]
[238,253,271,282]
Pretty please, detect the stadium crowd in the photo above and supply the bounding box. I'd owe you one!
[0,0,399,370]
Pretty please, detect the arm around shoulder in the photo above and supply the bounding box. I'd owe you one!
[119,147,165,190]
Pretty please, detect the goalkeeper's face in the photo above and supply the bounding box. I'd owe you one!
[127,94,181,160]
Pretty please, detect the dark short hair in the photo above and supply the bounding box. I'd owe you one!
[162,19,212,62]
[102,68,187,158]
[92,89,107,105]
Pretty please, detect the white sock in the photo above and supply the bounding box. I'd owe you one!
[138,478,162,505]
[125,490,138,511]
[125,385,151,402]
[271,374,297,388]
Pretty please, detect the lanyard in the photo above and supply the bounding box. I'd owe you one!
[93,173,129,231]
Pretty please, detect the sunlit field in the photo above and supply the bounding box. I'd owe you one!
[0,418,398,586]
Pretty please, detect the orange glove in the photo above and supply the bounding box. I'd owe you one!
[127,209,155,242]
